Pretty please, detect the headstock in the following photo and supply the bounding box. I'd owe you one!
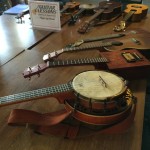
[23,63,48,79]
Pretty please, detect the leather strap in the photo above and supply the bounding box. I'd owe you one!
[8,109,72,126]
[7,103,136,139]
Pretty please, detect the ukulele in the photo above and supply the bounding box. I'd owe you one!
[68,3,97,25]
[113,4,148,32]
[23,47,150,79]
[42,28,150,61]
[60,1,80,14]
[42,41,122,62]
[103,35,150,51]
[78,1,122,34]
[23,57,109,78]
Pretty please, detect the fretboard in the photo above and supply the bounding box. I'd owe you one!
[84,33,125,43]
[48,57,109,67]
[123,10,136,22]
[86,9,104,24]
[63,41,113,52]
[0,83,72,106]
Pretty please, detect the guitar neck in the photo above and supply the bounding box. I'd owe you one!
[0,83,72,107]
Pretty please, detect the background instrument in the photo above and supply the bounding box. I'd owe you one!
[60,1,80,14]
[66,33,125,47]
[78,1,122,34]
[103,35,150,51]
[43,41,121,61]
[100,49,150,79]
[113,4,148,32]
[68,3,97,25]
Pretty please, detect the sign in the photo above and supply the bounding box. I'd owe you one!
[29,1,61,31]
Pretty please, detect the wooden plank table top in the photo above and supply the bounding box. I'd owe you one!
[0,11,150,150]
[0,14,51,66]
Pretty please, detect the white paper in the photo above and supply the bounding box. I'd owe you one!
[29,1,61,31]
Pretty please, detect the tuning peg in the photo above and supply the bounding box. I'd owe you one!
[28,66,32,72]
[37,64,41,70]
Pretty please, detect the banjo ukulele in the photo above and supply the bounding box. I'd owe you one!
[0,70,135,125]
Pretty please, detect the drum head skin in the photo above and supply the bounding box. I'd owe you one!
[72,70,126,101]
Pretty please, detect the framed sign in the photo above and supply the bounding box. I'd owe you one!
[29,1,61,31]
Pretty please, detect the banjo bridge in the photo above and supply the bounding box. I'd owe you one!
[99,75,107,88]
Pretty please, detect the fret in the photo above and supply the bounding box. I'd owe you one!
[89,58,93,63]
[100,57,103,62]
[91,58,94,63]
[59,60,63,66]
[124,11,135,21]
[53,61,56,66]
[101,58,104,62]
[77,59,80,64]
[64,47,69,52]
[64,42,109,53]
[57,60,60,66]
[73,60,76,64]
[94,58,97,63]
[104,57,108,62]
[83,58,87,63]
[0,83,72,105]
[100,58,103,62]
[62,60,64,66]
[81,58,84,63]
[96,58,100,62]
[88,58,92,63]
[99,58,102,62]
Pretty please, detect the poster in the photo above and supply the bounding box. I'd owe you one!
[29,1,61,31]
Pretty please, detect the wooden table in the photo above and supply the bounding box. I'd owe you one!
[0,14,51,66]
[0,11,150,150]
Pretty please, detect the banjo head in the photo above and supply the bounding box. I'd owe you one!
[72,70,126,101]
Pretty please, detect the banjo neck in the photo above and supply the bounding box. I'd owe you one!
[0,83,72,107]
